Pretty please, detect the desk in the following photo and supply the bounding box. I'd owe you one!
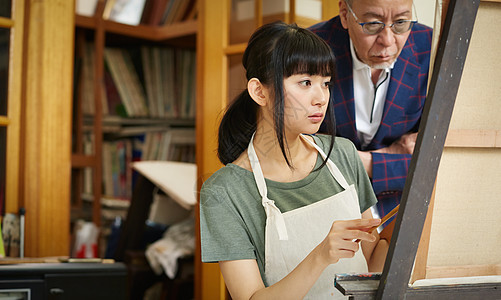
[0,262,127,300]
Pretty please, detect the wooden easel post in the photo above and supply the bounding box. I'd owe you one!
[377,0,480,298]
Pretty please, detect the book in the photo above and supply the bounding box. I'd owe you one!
[176,49,196,118]
[152,47,165,117]
[159,47,177,117]
[0,222,4,258]
[83,133,95,195]
[104,49,135,116]
[2,214,20,257]
[82,42,95,115]
[159,0,178,25]
[163,128,195,162]
[102,0,117,19]
[108,0,148,26]
[104,68,127,117]
[117,49,149,117]
[170,0,193,24]
[183,0,198,21]
[102,142,115,197]
[104,48,148,117]
[140,0,171,26]
[102,139,134,200]
[140,46,157,117]
[76,0,99,17]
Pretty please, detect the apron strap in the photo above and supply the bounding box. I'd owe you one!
[248,133,289,240]
[247,133,350,241]
[300,134,350,190]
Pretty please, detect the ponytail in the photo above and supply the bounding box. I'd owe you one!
[218,90,259,164]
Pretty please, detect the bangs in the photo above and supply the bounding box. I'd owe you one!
[282,29,335,78]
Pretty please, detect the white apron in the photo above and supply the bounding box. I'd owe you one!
[248,134,368,299]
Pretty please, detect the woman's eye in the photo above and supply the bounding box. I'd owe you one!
[299,80,311,86]
[323,81,331,88]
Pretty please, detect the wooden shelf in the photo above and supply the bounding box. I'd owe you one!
[71,153,96,168]
[0,116,10,126]
[99,115,195,127]
[74,14,96,29]
[75,14,197,41]
[224,43,246,55]
[0,16,14,27]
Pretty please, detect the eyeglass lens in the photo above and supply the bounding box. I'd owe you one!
[363,21,414,35]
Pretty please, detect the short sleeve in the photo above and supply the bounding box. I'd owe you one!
[199,176,257,263]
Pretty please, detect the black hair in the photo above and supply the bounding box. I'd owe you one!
[218,21,337,169]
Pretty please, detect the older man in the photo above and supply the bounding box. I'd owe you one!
[310,0,432,226]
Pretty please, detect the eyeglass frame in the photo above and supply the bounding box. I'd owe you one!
[345,1,418,35]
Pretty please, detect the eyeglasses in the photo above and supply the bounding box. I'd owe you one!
[345,1,417,35]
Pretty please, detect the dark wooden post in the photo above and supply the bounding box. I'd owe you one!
[376,0,480,298]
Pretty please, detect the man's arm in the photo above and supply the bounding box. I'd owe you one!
[357,132,417,193]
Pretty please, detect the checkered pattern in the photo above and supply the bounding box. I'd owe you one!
[310,16,432,217]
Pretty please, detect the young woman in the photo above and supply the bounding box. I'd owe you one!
[200,21,388,299]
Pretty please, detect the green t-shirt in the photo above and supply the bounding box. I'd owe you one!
[199,135,377,283]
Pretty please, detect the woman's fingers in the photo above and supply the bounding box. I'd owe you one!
[331,218,381,233]
[330,219,380,243]
[319,218,382,265]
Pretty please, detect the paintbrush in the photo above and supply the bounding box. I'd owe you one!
[355,204,400,243]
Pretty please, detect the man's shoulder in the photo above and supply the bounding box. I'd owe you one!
[309,15,340,30]
[309,16,349,56]
[399,22,432,67]
[408,22,433,49]
[309,16,344,38]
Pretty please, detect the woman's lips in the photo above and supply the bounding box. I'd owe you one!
[308,113,324,123]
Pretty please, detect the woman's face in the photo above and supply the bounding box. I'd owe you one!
[281,73,331,135]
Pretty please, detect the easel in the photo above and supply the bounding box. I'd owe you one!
[334,0,501,298]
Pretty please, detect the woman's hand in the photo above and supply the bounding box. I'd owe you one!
[314,218,381,267]
[220,218,383,300]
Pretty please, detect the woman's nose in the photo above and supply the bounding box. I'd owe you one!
[312,85,328,106]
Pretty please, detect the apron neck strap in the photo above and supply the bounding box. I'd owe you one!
[247,133,351,241]
[300,135,350,189]
[248,133,288,240]
[248,133,268,198]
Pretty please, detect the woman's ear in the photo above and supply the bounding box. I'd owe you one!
[247,78,268,106]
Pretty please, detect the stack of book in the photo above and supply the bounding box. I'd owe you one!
[78,43,196,120]
[104,48,149,117]
[139,0,198,26]
[82,127,195,202]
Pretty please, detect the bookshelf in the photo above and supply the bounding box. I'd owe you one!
[71,0,197,257]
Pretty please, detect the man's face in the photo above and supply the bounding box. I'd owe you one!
[340,0,414,69]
